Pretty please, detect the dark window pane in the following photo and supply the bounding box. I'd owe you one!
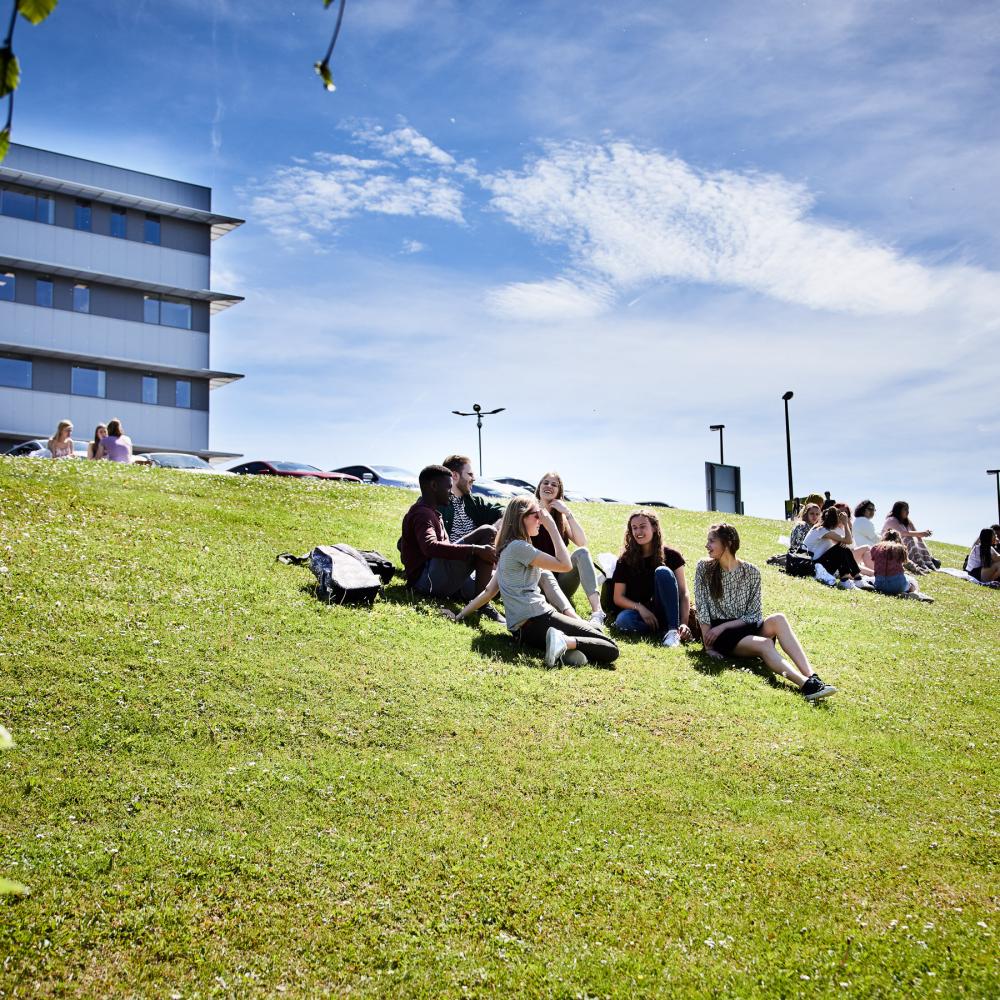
[72,284,90,313]
[0,273,14,302]
[160,297,191,329]
[144,215,161,245]
[143,295,160,324]
[0,356,31,389]
[2,189,36,221]
[35,197,54,224]
[35,279,53,308]
[175,379,191,409]
[71,366,106,398]
[75,202,92,231]
[110,209,127,238]
[142,376,158,405]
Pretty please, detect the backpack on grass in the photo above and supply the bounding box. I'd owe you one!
[277,544,393,606]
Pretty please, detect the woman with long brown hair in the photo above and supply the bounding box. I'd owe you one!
[456,496,619,668]
[694,523,836,701]
[611,510,690,647]
[882,500,937,573]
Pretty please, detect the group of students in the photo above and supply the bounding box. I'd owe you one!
[46,418,134,463]
[789,492,999,595]
[398,458,837,701]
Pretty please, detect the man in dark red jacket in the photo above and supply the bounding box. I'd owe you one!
[399,465,497,600]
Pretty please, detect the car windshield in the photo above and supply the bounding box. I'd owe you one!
[372,466,418,480]
[271,462,321,473]
[153,453,210,469]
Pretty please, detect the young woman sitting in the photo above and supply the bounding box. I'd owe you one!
[87,423,107,460]
[533,472,605,627]
[610,510,690,648]
[804,507,866,588]
[870,529,921,596]
[789,503,821,551]
[46,420,74,458]
[694,524,836,701]
[456,497,619,668]
[966,528,1000,583]
[882,501,937,573]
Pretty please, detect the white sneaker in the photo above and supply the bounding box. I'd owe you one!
[814,564,837,586]
[544,627,569,667]
[662,629,681,648]
[563,649,588,666]
[840,579,855,590]
[588,610,606,629]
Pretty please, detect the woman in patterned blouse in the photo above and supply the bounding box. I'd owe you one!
[789,503,821,551]
[695,523,837,702]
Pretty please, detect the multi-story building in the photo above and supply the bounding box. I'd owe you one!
[0,143,243,458]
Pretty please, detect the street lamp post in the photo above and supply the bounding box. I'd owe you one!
[782,391,795,505]
[709,424,725,465]
[988,469,1000,524]
[451,403,505,477]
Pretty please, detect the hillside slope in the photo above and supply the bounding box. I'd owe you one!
[1,460,997,998]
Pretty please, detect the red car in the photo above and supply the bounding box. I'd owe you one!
[229,460,361,482]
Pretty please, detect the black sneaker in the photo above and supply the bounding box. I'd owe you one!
[801,674,837,701]
[480,602,503,623]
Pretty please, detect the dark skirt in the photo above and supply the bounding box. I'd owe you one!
[711,618,766,656]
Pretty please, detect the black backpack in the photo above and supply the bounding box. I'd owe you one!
[278,545,393,605]
[785,549,816,578]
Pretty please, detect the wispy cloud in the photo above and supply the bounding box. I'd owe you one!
[351,122,457,167]
[400,239,427,254]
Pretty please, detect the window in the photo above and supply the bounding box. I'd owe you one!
[160,296,192,330]
[1,188,36,221]
[0,355,31,389]
[71,366,106,398]
[35,196,54,224]
[110,208,127,238]
[142,375,158,405]
[143,295,160,324]
[72,284,90,313]
[175,380,191,408]
[74,201,92,231]
[35,278,53,308]
[0,272,14,302]
[144,214,161,245]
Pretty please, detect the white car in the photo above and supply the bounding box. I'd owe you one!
[145,452,233,475]
[5,438,89,459]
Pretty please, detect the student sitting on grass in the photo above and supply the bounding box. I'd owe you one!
[695,523,836,701]
[87,423,107,460]
[610,510,691,648]
[47,420,74,458]
[456,496,619,668]
[789,503,821,551]
[882,500,937,573]
[399,465,497,602]
[804,506,866,588]
[966,528,1000,583]
[97,419,133,463]
[439,454,504,544]
[871,529,921,596]
[533,471,606,627]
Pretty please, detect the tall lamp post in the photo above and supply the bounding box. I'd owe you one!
[709,424,725,465]
[452,403,505,477]
[988,469,1000,524]
[782,391,795,506]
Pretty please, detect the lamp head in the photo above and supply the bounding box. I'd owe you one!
[473,403,482,412]
[709,424,725,431]
[782,391,794,401]
[988,469,1000,475]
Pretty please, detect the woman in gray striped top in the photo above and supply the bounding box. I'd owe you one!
[695,523,837,702]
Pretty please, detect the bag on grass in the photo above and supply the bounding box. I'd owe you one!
[277,544,388,605]
[785,549,816,578]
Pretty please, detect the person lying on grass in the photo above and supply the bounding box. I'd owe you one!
[694,523,837,702]
[611,510,691,648]
[456,496,619,669]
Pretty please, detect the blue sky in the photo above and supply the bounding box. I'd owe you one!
[14,0,1000,543]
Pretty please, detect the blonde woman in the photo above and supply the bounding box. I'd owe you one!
[534,471,605,626]
[457,496,619,668]
[46,419,74,458]
[789,503,820,551]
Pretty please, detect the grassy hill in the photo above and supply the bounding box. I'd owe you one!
[0,459,996,998]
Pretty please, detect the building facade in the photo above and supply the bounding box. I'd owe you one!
[0,144,243,458]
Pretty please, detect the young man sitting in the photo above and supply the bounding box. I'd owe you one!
[439,454,504,545]
[399,464,497,604]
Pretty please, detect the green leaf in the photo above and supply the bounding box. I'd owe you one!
[17,0,59,26]
[323,0,337,8]
[0,49,20,99]
[0,724,12,749]
[314,60,336,92]
[0,878,29,897]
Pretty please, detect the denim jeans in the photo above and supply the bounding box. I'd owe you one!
[614,565,680,635]
[874,573,909,595]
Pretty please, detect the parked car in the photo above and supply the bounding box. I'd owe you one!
[495,476,536,491]
[145,453,233,475]
[230,460,361,482]
[635,500,674,508]
[5,438,89,459]
[331,465,419,489]
[471,478,532,499]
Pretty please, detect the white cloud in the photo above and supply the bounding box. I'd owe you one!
[351,122,457,167]
[486,276,613,322]
[400,239,427,254]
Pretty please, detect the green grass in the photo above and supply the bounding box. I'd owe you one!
[1,459,997,998]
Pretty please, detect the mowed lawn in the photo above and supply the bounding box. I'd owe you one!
[0,459,996,999]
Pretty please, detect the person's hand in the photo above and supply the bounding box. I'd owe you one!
[924,529,932,538]
[476,544,497,563]
[703,624,720,647]
[549,498,570,515]
[839,510,849,523]
[637,604,659,629]
[678,623,693,643]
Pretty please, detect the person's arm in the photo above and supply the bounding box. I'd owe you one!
[540,571,576,616]
[528,511,572,573]
[416,509,490,562]
[613,581,658,629]
[96,442,106,460]
[550,499,587,547]
[455,575,500,621]
[675,565,691,638]
[470,495,504,527]
[741,566,763,625]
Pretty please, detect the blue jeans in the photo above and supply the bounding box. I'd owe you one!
[875,573,909,595]
[614,566,680,636]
